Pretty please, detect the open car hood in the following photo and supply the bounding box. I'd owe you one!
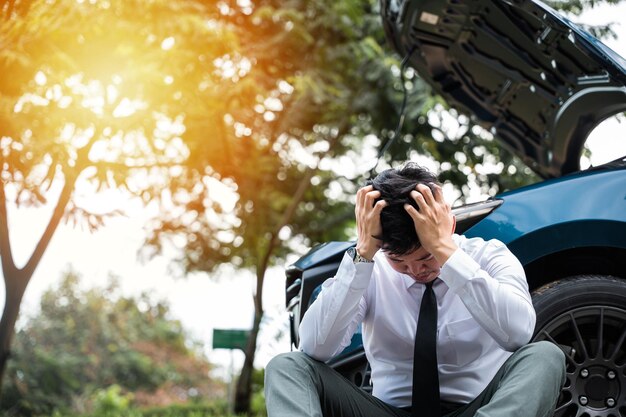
[381,0,626,178]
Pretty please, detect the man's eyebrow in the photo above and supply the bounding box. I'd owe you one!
[386,253,431,262]
[384,253,402,262]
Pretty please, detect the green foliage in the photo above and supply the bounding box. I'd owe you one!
[36,400,234,417]
[249,391,266,417]
[545,0,622,15]
[144,0,409,272]
[41,400,237,417]
[131,0,427,277]
[542,1,620,39]
[249,368,266,417]
[0,270,221,416]
[140,401,230,417]
[92,385,136,417]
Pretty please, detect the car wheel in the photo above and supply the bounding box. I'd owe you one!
[531,275,626,417]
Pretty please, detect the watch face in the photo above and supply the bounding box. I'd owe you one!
[347,247,357,260]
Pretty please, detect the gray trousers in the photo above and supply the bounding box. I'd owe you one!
[265,341,566,417]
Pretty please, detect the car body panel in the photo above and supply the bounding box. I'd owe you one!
[290,241,354,271]
[465,164,626,264]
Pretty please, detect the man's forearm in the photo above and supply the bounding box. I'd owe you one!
[298,252,372,360]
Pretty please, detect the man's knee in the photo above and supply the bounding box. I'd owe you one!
[266,351,314,381]
[267,351,313,369]
[517,341,566,383]
[523,341,565,364]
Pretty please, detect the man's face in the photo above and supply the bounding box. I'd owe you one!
[384,247,440,284]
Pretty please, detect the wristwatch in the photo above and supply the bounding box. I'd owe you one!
[347,247,374,264]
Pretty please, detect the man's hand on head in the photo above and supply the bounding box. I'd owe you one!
[404,183,458,266]
[355,185,387,261]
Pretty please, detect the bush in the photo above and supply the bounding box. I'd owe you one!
[29,400,234,417]
[92,385,136,417]
[141,402,230,417]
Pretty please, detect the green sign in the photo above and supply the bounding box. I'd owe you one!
[212,328,250,350]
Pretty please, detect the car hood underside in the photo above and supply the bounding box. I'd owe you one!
[382,0,626,178]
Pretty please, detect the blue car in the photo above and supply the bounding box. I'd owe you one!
[284,1,626,416]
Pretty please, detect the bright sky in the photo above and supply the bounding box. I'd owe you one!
[2,2,626,383]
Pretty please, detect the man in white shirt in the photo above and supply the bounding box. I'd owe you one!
[265,163,566,417]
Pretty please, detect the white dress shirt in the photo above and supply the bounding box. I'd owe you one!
[298,234,536,406]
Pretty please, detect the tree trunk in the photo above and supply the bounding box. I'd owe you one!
[0,161,82,399]
[233,298,263,414]
[231,148,331,414]
[0,270,29,395]
[233,257,266,414]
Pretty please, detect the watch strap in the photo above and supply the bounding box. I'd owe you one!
[347,247,374,264]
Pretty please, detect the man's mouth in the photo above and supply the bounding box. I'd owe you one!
[411,271,434,281]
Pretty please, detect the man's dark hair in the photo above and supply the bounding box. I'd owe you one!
[367,162,439,255]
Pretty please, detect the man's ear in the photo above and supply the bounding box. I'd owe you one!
[451,214,456,234]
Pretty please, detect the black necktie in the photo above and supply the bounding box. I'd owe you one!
[412,281,440,417]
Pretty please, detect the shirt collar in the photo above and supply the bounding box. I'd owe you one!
[375,251,449,293]
[402,274,449,299]
[400,273,417,290]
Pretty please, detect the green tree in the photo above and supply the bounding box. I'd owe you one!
[144,1,428,412]
[0,0,234,396]
[0,0,284,402]
[0,269,221,416]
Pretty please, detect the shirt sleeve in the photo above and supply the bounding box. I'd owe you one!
[298,251,372,361]
[439,238,536,351]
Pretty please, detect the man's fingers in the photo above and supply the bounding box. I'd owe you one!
[410,189,426,210]
[357,185,374,206]
[356,185,372,214]
[430,183,444,203]
[355,186,366,207]
[416,183,435,206]
[404,203,419,219]
[365,190,381,207]
[373,199,388,213]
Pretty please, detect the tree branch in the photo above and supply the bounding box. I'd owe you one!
[1,0,15,20]
[92,160,184,172]
[0,177,17,279]
[21,168,79,278]
[298,210,354,237]
[256,129,345,283]
[21,133,99,278]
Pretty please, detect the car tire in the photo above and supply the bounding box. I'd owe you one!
[531,275,626,417]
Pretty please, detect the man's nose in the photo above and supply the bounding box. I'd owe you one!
[407,262,426,276]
